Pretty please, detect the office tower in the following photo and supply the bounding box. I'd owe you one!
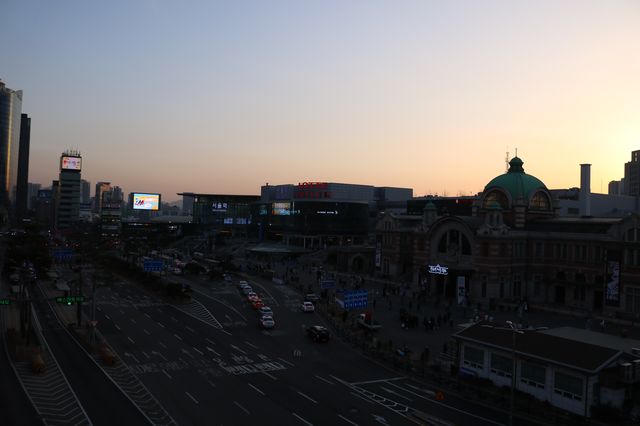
[80,179,91,204]
[56,151,82,229]
[0,80,23,223]
[16,114,30,221]
[111,185,123,203]
[94,181,111,213]
[624,150,640,196]
[27,182,41,210]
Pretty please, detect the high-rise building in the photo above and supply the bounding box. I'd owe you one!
[16,113,30,221]
[27,182,41,210]
[624,150,640,196]
[0,80,23,223]
[56,151,82,229]
[608,180,623,196]
[94,181,111,213]
[80,179,91,204]
[111,185,123,203]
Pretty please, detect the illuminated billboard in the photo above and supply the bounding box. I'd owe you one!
[132,193,160,211]
[61,156,82,171]
[272,202,291,216]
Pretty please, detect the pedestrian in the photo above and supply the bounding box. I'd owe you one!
[600,319,606,332]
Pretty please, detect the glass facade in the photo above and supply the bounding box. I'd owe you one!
[0,82,23,218]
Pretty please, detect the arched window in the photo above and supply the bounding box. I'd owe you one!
[483,190,509,209]
[530,191,550,210]
[437,229,472,256]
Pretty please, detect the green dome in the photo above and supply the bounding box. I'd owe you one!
[484,157,547,202]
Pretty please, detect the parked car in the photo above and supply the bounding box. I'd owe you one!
[251,299,265,310]
[301,301,315,313]
[307,325,329,342]
[258,307,273,317]
[260,315,275,329]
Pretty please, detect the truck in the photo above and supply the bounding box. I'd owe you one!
[357,312,382,331]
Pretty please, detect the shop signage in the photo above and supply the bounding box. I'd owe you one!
[428,264,448,275]
[294,182,331,199]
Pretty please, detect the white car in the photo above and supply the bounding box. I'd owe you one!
[260,315,275,329]
[301,302,315,313]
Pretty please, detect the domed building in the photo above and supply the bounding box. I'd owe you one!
[479,156,555,228]
[376,156,640,320]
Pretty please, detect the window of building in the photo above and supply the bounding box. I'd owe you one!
[482,243,489,257]
[625,287,640,314]
[438,234,447,253]
[556,271,565,281]
[499,243,507,257]
[554,372,583,401]
[461,235,471,255]
[481,276,487,298]
[490,353,513,377]
[573,286,586,302]
[438,229,472,256]
[463,346,484,369]
[514,242,525,258]
[499,277,505,298]
[535,242,544,258]
[521,362,546,389]
[513,274,522,297]
[533,275,542,297]
[530,191,550,210]
[483,190,509,209]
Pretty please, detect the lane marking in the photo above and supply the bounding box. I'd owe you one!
[143,329,150,335]
[174,334,183,341]
[171,316,178,322]
[206,346,220,356]
[315,375,334,385]
[158,342,167,349]
[380,386,413,401]
[277,357,295,367]
[351,377,405,386]
[205,338,216,345]
[127,337,135,344]
[234,401,250,415]
[153,351,168,361]
[105,314,111,320]
[220,330,232,336]
[388,381,435,398]
[338,414,359,426]
[162,370,172,379]
[115,324,121,331]
[231,344,246,354]
[185,391,199,404]
[158,322,165,328]
[350,392,374,405]
[244,341,259,349]
[193,347,204,356]
[292,412,313,426]
[208,380,216,388]
[131,319,137,324]
[142,351,150,359]
[262,371,277,381]
[186,326,195,333]
[297,391,318,404]
[248,383,265,396]
[144,313,151,319]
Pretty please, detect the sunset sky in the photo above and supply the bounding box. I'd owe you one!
[2,1,639,202]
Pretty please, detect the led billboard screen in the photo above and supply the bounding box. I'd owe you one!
[133,193,160,211]
[61,156,82,171]
[272,202,291,216]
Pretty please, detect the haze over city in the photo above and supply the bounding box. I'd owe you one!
[2,0,639,200]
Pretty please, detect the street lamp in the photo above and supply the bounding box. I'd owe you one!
[482,321,524,426]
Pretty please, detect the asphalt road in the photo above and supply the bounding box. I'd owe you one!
[83,270,543,426]
[32,284,150,426]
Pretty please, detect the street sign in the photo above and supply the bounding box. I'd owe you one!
[320,279,336,289]
[338,289,368,310]
[0,298,11,306]
[143,260,164,272]
[56,296,85,305]
[54,248,74,261]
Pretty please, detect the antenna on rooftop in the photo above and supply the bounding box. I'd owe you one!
[505,147,509,172]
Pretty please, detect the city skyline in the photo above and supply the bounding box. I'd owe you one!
[2,1,639,200]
